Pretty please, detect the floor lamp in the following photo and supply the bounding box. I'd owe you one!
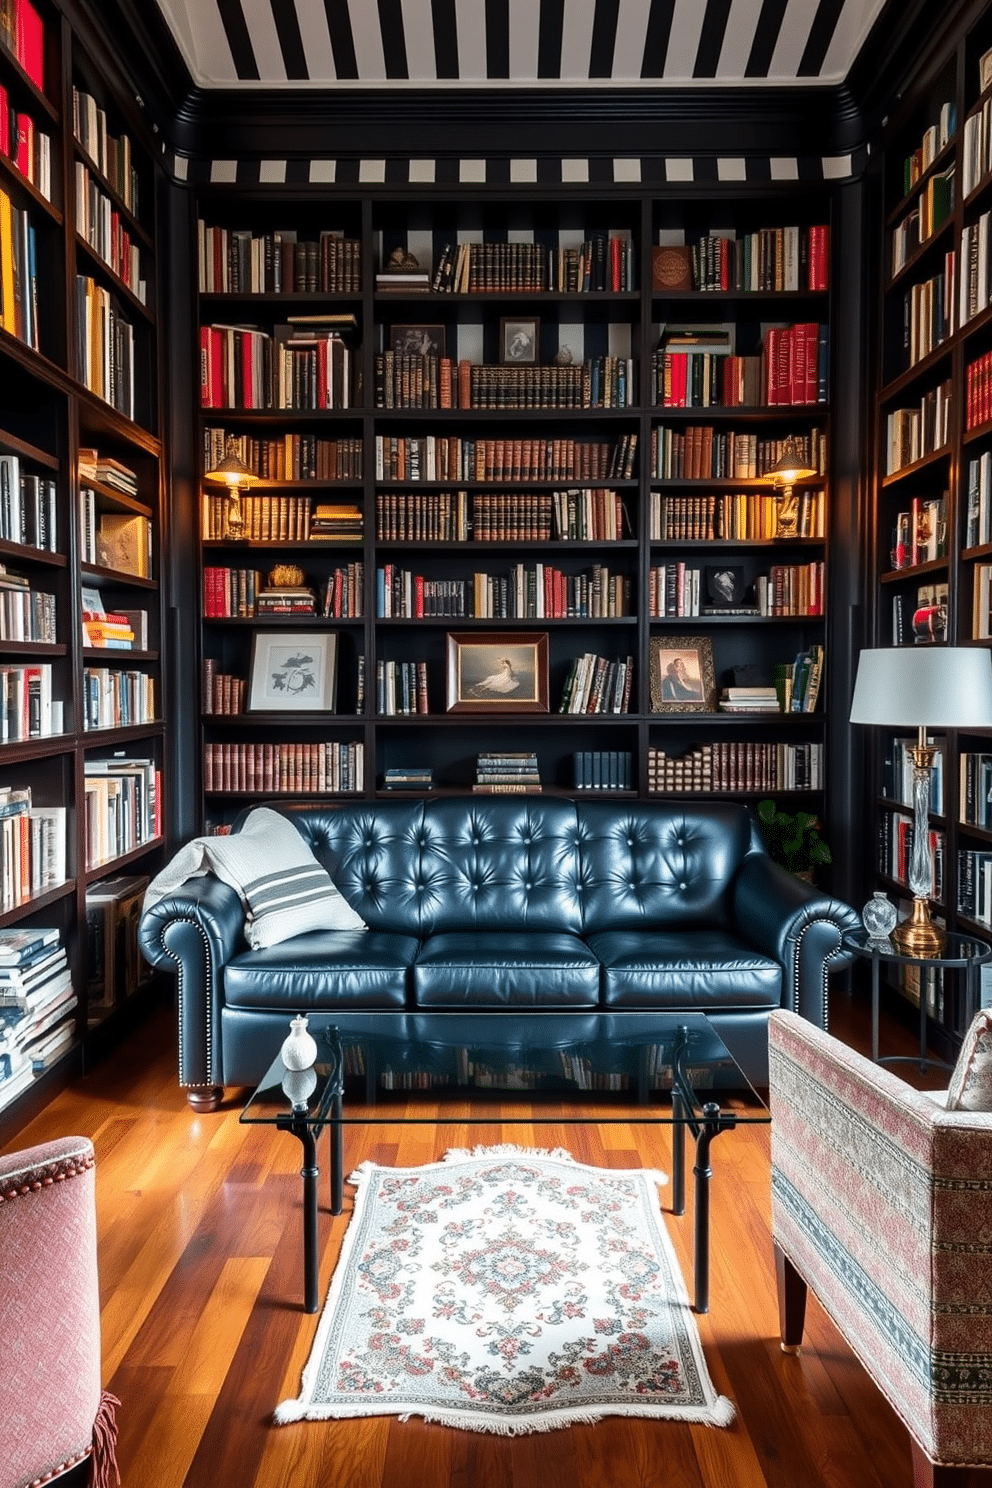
[850,647,992,956]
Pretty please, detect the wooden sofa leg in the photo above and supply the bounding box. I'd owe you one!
[775,1241,807,1352]
[910,1442,969,1487]
[187,1086,224,1113]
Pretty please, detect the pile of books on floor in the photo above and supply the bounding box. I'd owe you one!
[717,685,781,712]
[382,766,433,791]
[0,926,76,1114]
[473,751,542,793]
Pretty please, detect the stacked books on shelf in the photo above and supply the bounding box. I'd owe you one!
[649,425,826,480]
[0,788,66,906]
[473,752,542,794]
[957,849,992,926]
[75,277,135,418]
[429,233,635,293]
[82,666,155,730]
[73,87,141,216]
[559,653,633,714]
[75,163,146,302]
[966,350,992,430]
[652,225,829,293]
[81,598,137,650]
[83,757,160,869]
[885,379,952,473]
[382,766,433,791]
[650,489,825,541]
[197,223,361,294]
[255,579,316,615]
[78,451,139,497]
[891,165,955,275]
[0,928,76,1115]
[572,751,633,791]
[0,662,58,740]
[960,751,992,830]
[0,452,57,550]
[375,659,428,715]
[84,874,151,1020]
[322,563,363,617]
[648,741,822,793]
[0,564,56,641]
[203,741,364,793]
[203,428,363,482]
[374,434,635,484]
[718,686,780,712]
[966,451,992,548]
[202,661,245,715]
[310,502,363,542]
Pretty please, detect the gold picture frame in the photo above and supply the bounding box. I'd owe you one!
[446,632,549,712]
[649,635,716,713]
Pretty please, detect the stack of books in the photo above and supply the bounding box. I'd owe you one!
[473,752,542,793]
[375,267,430,293]
[718,686,780,712]
[0,927,76,1114]
[78,449,138,497]
[310,503,364,542]
[255,582,316,615]
[382,766,433,791]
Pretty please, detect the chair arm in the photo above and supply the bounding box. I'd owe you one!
[768,1008,992,1468]
[731,855,859,1025]
[138,874,244,1089]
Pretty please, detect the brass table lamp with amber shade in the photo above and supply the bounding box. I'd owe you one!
[851,647,992,956]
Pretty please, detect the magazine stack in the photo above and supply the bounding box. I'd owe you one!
[0,927,75,1113]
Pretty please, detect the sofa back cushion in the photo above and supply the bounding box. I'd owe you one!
[283,801,431,936]
[575,801,756,934]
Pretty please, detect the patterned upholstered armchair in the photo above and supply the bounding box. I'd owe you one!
[768,1008,992,1488]
[0,1136,118,1488]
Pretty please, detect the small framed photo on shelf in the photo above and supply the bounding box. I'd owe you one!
[649,636,716,714]
[248,632,338,712]
[446,632,549,713]
[704,565,746,609]
[389,324,446,359]
[499,316,540,365]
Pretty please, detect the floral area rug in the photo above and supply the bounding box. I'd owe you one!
[274,1145,734,1434]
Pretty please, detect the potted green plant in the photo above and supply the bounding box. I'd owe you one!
[756,800,832,880]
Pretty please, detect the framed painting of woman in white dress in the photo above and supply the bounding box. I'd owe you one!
[446,632,549,712]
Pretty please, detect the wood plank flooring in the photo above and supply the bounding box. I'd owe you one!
[6,990,990,1488]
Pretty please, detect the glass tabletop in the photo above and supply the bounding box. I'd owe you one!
[240,1011,770,1130]
[842,926,992,967]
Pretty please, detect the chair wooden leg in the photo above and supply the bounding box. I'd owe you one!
[186,1086,224,1112]
[774,1241,807,1351]
[910,1440,970,1487]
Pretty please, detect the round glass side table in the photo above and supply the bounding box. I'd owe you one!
[842,927,992,1071]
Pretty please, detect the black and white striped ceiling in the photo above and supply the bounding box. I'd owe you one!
[154,0,889,90]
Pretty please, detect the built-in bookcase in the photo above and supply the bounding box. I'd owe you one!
[191,183,835,829]
[0,0,167,1134]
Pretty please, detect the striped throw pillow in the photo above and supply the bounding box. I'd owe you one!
[205,808,366,948]
[946,1007,992,1111]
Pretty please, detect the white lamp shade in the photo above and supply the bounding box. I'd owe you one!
[850,647,992,728]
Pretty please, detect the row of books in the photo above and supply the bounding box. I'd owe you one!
[73,85,140,216]
[649,561,822,618]
[649,328,828,409]
[75,275,135,418]
[973,566,992,640]
[889,494,948,568]
[963,91,992,199]
[892,581,947,644]
[375,563,630,620]
[197,222,362,294]
[559,653,633,714]
[83,757,160,871]
[0,187,38,350]
[959,213,992,325]
[572,751,633,791]
[473,752,541,793]
[891,165,955,277]
[902,102,955,196]
[0,0,43,91]
[376,659,428,716]
[202,428,363,482]
[0,790,66,909]
[0,82,52,200]
[199,323,358,411]
[202,741,364,794]
[0,453,57,550]
[902,253,955,369]
[373,356,636,411]
[957,752,992,829]
[966,350,992,430]
[0,569,56,642]
[885,379,952,474]
[429,234,635,294]
[957,849,992,925]
[81,667,155,731]
[202,492,314,542]
[372,489,627,544]
[202,664,245,716]
[651,225,829,294]
[84,874,151,1019]
[373,433,636,484]
[0,928,76,1118]
[650,489,826,541]
[75,163,146,302]
[649,426,826,482]
[0,663,58,741]
[647,741,823,794]
[966,451,992,549]
[882,736,944,813]
[877,813,945,895]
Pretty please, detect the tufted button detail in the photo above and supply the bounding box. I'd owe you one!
[679,881,687,890]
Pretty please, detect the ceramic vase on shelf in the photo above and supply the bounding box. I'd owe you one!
[281,1014,317,1071]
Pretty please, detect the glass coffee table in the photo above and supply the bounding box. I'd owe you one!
[240,1010,770,1315]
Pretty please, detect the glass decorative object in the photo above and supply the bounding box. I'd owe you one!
[862,891,898,943]
[280,1014,317,1071]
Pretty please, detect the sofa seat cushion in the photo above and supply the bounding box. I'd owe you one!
[224,930,418,1010]
[588,929,782,1010]
[413,932,600,1008]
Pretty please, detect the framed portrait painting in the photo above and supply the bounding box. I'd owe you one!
[649,636,716,714]
[248,632,338,712]
[446,632,549,713]
[499,316,540,366]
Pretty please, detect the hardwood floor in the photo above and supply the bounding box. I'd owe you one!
[5,989,987,1488]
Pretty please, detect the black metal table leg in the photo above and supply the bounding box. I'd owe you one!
[279,1114,321,1313]
[329,1091,343,1216]
[670,1087,685,1217]
[692,1102,733,1315]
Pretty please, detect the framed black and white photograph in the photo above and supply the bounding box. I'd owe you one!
[248,632,338,712]
[704,564,746,608]
[389,324,446,360]
[446,631,549,712]
[649,636,716,714]
[499,316,540,366]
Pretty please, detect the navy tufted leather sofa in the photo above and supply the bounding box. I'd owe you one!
[138,796,860,1109]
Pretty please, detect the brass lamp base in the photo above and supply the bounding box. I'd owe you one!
[891,897,946,958]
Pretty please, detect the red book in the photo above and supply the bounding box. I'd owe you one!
[414,573,424,619]
[0,86,8,156]
[242,331,253,410]
[14,112,32,177]
[16,0,45,92]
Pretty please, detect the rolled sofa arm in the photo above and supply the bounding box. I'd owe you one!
[139,874,244,1090]
[731,854,860,1027]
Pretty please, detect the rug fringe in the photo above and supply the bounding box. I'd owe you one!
[347,1145,668,1188]
[273,1398,736,1432]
